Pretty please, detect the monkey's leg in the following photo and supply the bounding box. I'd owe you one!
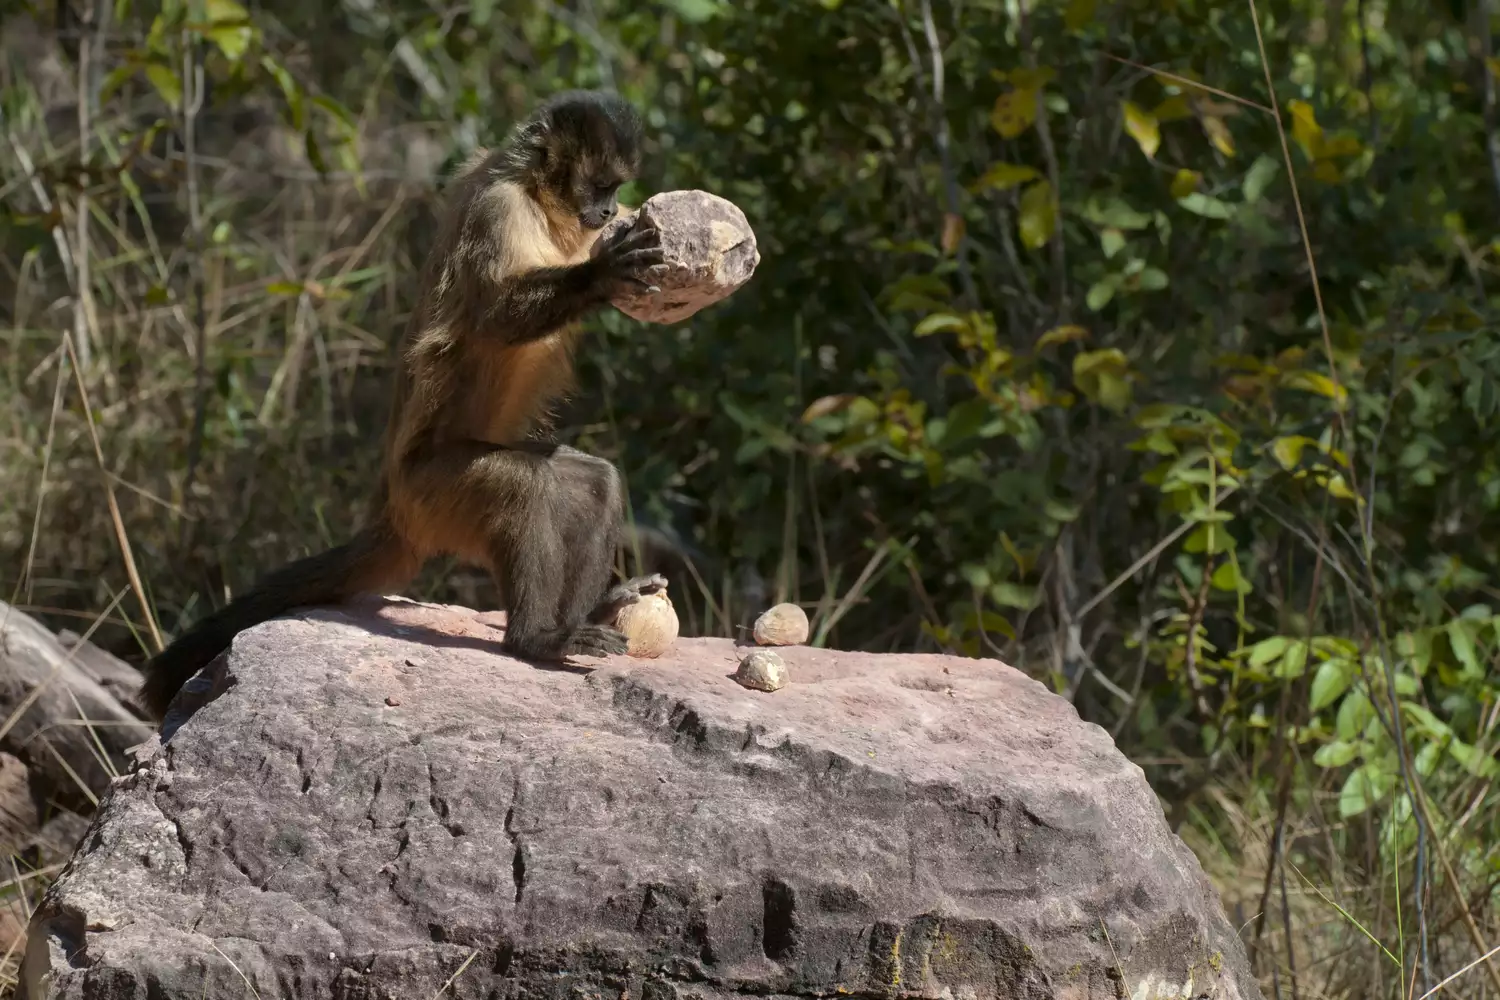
[542,446,668,626]
[398,442,628,660]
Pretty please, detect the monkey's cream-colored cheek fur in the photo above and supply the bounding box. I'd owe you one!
[613,589,679,658]
[752,602,809,646]
[594,189,759,325]
[734,650,789,692]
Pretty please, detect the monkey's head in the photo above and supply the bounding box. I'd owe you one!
[506,89,644,231]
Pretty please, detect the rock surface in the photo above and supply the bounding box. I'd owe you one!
[595,190,759,324]
[21,597,1262,1000]
[0,600,154,812]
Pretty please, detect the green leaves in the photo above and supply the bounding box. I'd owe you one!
[990,67,1054,139]
[1017,181,1057,249]
[1122,101,1160,159]
[972,163,1041,193]
[1073,349,1131,412]
[1310,658,1353,712]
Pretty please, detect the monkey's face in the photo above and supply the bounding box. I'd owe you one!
[571,168,623,230]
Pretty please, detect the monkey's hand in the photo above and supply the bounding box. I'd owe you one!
[594,223,665,296]
[588,573,669,624]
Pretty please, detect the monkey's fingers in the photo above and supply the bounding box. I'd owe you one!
[614,225,662,253]
[618,247,666,270]
[588,574,669,624]
[618,573,669,597]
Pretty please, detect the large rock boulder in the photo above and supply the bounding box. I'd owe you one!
[20,597,1262,1000]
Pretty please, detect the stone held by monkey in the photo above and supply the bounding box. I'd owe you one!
[138,89,671,721]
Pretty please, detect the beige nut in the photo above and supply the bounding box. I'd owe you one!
[752,603,809,646]
[734,650,789,692]
[614,590,678,658]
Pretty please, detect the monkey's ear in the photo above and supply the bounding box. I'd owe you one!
[513,119,550,168]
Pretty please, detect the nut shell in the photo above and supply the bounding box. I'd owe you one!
[734,650,789,692]
[613,591,678,658]
[752,603,809,646]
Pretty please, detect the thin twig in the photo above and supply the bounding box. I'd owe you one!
[61,331,164,652]
[1101,53,1273,113]
[181,17,211,509]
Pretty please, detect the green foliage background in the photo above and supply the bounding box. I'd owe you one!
[3,0,1500,994]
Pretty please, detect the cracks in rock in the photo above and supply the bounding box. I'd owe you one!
[166,806,193,868]
[511,845,527,906]
[295,747,313,795]
[426,762,465,838]
[503,774,525,906]
[365,773,383,830]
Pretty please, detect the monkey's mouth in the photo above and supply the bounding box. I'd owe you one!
[579,214,611,230]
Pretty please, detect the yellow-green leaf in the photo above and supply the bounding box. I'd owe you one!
[1122,100,1160,159]
[1288,99,1322,160]
[1177,192,1234,219]
[1242,155,1280,203]
[972,162,1041,192]
[1100,227,1125,259]
[913,312,970,337]
[205,25,252,60]
[1320,134,1362,158]
[941,212,965,255]
[1310,659,1352,712]
[1073,348,1132,412]
[1017,180,1057,249]
[1211,559,1251,594]
[1281,369,1348,407]
[201,0,253,60]
[144,61,182,108]
[1170,168,1201,199]
[261,56,304,130]
[1322,473,1357,501]
[801,394,857,423]
[1314,740,1358,768]
[1153,95,1192,122]
[1037,324,1089,348]
[1202,115,1235,157]
[1271,435,1316,470]
[992,89,1039,138]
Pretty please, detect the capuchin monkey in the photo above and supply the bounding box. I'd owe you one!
[138,89,668,720]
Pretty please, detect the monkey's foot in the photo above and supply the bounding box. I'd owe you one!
[500,622,629,661]
[561,623,630,658]
[588,573,669,624]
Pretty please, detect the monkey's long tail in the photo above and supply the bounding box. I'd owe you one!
[138,523,416,720]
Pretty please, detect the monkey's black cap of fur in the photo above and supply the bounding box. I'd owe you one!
[533,89,643,149]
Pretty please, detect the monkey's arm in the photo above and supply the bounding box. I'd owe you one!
[482,261,612,346]
[462,224,661,346]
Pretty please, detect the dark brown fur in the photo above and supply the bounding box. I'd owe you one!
[139,90,666,720]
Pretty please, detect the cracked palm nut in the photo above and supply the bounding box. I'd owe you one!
[734,650,789,693]
[591,189,759,325]
[612,589,678,658]
[752,602,809,646]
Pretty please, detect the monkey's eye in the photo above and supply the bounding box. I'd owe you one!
[594,182,618,196]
